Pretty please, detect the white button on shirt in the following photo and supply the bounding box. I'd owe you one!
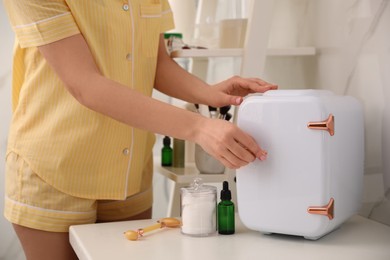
[122,148,130,156]
[123,4,129,11]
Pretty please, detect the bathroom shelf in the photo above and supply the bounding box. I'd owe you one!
[155,162,228,184]
[170,47,316,59]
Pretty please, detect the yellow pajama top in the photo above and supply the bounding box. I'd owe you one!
[3,0,174,199]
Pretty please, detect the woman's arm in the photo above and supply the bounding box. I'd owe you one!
[38,34,267,168]
[154,35,277,108]
[38,34,202,143]
[154,36,211,104]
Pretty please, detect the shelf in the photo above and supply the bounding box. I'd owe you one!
[170,47,316,59]
[154,162,228,184]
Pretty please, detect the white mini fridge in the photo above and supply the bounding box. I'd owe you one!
[236,89,364,240]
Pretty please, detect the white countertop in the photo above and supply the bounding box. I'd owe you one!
[70,215,390,260]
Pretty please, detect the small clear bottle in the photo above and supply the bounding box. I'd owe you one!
[161,136,173,166]
[218,181,235,235]
[164,32,186,53]
[163,32,190,71]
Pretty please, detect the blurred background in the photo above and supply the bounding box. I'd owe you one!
[1,1,389,259]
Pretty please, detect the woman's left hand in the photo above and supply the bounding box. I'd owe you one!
[209,76,278,107]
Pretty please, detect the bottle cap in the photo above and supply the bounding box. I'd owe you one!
[181,178,217,195]
[220,181,232,201]
[164,32,183,39]
[163,136,171,146]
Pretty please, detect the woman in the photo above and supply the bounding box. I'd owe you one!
[3,1,277,259]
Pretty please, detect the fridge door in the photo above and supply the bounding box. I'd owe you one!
[236,91,334,238]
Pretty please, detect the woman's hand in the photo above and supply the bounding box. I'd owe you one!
[192,76,275,168]
[196,117,268,169]
[208,76,278,107]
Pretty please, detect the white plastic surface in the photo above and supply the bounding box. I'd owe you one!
[236,90,364,239]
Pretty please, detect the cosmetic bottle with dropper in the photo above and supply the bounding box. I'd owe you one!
[218,181,235,234]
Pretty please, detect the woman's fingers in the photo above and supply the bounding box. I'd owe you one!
[217,140,268,169]
[227,136,268,167]
[199,119,268,169]
[228,76,278,92]
[209,76,278,107]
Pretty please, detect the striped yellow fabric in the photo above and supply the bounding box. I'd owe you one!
[3,0,174,200]
[4,152,154,232]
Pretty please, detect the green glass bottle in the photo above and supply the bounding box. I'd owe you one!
[218,181,235,235]
[161,136,173,166]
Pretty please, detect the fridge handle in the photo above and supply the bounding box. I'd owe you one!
[307,114,335,136]
[307,198,335,220]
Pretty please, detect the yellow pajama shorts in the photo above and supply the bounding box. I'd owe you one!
[4,152,153,232]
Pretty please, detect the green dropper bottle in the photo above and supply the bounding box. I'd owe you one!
[161,136,173,166]
[218,181,235,235]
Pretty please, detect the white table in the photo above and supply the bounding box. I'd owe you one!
[70,215,390,260]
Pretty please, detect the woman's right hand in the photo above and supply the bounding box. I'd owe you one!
[195,118,268,169]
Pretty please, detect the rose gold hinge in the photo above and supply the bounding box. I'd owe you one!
[307,114,335,136]
[307,198,334,220]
